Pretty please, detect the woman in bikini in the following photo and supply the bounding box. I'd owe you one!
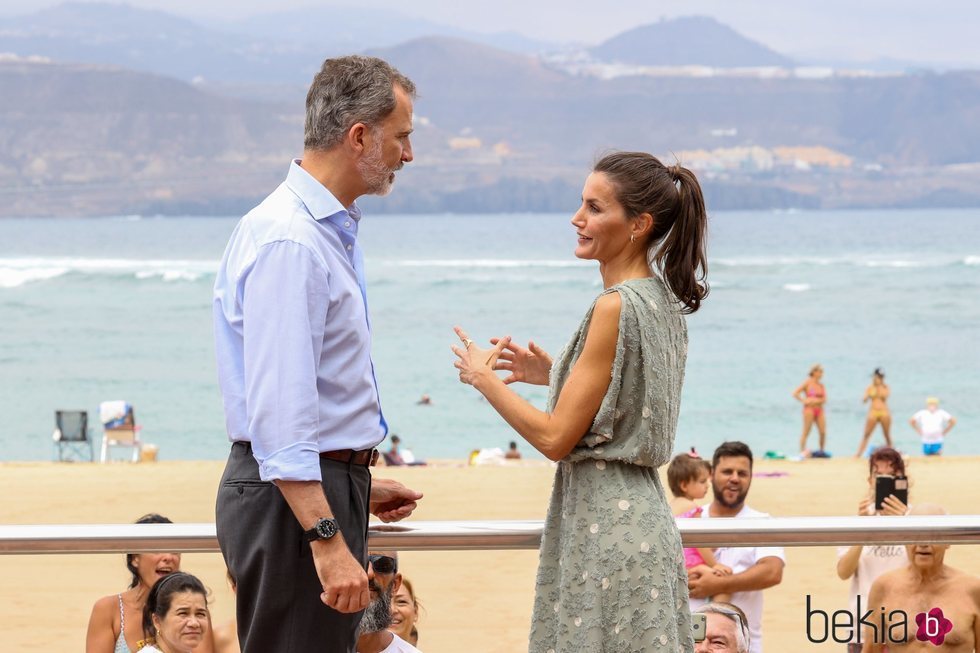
[856,368,892,457]
[793,364,827,456]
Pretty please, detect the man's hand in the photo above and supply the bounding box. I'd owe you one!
[311,538,369,613]
[370,477,422,522]
[688,568,724,599]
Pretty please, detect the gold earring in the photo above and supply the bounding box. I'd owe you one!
[630,234,635,244]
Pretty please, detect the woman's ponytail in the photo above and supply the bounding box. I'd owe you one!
[593,153,709,313]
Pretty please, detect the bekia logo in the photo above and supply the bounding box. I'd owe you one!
[916,607,953,645]
[806,596,953,646]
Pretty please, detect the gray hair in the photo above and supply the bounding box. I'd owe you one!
[695,602,750,653]
[304,55,416,151]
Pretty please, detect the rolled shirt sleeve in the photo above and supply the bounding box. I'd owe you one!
[243,240,329,482]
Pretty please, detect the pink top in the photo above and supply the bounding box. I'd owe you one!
[678,506,706,568]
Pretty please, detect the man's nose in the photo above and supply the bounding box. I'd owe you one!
[402,140,414,163]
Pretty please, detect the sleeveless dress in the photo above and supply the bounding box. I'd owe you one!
[528,277,694,653]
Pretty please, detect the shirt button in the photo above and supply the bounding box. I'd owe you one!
[346,244,352,251]
[344,221,351,228]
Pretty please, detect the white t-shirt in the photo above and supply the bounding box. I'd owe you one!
[835,543,907,643]
[688,504,786,653]
[912,408,953,443]
[365,633,421,653]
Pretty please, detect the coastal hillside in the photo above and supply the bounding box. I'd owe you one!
[590,16,795,67]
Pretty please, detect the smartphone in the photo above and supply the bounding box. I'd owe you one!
[875,474,909,511]
[692,612,706,642]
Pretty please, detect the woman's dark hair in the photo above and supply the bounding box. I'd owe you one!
[593,151,709,313]
[142,572,208,640]
[873,367,885,380]
[868,447,906,477]
[126,513,173,589]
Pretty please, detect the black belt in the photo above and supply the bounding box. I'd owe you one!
[233,441,378,467]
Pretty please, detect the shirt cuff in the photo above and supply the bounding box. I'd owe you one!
[255,441,322,482]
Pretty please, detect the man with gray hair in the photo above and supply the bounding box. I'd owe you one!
[214,55,423,653]
[694,602,751,653]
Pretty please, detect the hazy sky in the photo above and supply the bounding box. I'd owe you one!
[5,0,980,66]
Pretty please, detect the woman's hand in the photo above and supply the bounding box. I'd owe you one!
[858,497,873,516]
[491,337,553,386]
[452,326,509,387]
[879,494,907,516]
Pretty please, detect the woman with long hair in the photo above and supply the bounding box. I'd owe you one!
[453,151,708,652]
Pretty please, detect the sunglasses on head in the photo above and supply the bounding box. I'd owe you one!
[369,554,398,575]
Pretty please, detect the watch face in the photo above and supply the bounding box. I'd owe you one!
[315,518,337,539]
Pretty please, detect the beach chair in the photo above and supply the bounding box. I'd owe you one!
[53,410,94,462]
[99,400,143,463]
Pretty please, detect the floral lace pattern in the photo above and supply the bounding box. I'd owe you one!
[529,277,694,653]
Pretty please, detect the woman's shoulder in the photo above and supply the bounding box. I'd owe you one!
[90,593,119,614]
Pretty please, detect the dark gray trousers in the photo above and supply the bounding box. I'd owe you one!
[215,442,372,653]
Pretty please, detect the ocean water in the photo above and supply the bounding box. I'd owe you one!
[1,209,978,462]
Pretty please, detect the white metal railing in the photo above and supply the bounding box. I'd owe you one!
[2,516,979,554]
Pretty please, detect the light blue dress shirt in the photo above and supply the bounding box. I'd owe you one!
[213,160,386,482]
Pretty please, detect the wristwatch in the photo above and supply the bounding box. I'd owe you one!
[303,517,339,543]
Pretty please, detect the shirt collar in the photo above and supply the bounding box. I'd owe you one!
[285,159,361,229]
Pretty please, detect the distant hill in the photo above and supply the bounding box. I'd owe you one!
[3,37,980,216]
[0,2,553,86]
[590,16,794,68]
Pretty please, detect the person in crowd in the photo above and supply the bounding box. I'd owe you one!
[139,572,211,653]
[212,571,240,653]
[688,442,785,653]
[693,602,751,653]
[668,452,732,601]
[836,446,909,653]
[504,440,522,459]
[384,435,407,466]
[357,552,421,653]
[910,397,956,456]
[863,504,980,653]
[453,151,709,652]
[792,364,827,456]
[86,514,214,653]
[857,368,892,457]
[389,576,421,646]
[212,54,424,653]
[416,394,432,406]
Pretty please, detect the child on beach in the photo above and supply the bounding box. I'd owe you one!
[667,452,732,602]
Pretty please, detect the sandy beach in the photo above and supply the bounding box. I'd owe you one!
[2,454,979,652]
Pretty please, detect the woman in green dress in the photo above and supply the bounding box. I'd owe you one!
[452,151,709,652]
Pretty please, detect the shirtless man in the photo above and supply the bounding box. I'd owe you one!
[863,504,980,652]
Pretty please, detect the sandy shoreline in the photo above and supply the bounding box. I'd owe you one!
[2,455,979,652]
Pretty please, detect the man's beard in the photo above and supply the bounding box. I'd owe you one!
[357,581,394,635]
[357,131,399,197]
[712,482,748,509]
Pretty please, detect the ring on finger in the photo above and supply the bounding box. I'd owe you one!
[463,338,474,348]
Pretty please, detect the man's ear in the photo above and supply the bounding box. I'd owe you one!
[347,122,368,153]
[392,573,403,595]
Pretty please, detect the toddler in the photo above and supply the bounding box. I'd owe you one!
[667,452,731,602]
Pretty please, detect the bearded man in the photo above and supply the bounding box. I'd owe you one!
[214,55,423,653]
[357,552,422,653]
[687,441,785,653]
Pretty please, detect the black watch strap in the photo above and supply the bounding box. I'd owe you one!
[303,517,339,542]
